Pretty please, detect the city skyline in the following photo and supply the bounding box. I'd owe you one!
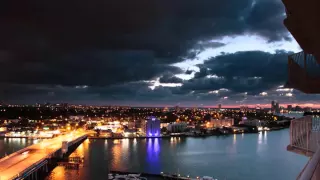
[1,0,320,106]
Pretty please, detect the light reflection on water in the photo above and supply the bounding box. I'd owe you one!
[45,129,308,180]
[0,138,36,158]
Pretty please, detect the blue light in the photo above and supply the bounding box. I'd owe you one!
[149,133,153,137]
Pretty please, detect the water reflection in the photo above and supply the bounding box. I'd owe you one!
[45,130,309,180]
[111,142,122,169]
[258,132,263,145]
[170,137,183,146]
[154,138,160,153]
[146,138,161,173]
[0,138,35,157]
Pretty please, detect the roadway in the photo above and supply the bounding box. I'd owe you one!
[0,131,86,180]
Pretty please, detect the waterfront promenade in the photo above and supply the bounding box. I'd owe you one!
[0,131,87,180]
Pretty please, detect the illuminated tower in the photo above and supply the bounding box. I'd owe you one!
[144,116,160,137]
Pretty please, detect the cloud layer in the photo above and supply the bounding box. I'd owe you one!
[0,0,312,106]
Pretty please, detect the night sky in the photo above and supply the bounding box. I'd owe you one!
[0,0,319,107]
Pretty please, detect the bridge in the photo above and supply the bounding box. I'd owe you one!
[0,131,87,180]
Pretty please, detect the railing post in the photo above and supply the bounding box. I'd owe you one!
[307,120,309,152]
[290,120,293,145]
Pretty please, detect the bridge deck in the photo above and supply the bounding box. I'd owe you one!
[0,132,86,180]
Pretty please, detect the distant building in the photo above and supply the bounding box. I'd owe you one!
[287,105,293,111]
[271,101,281,113]
[175,106,180,112]
[163,107,169,112]
[295,106,303,111]
[141,116,160,137]
[69,115,85,120]
[218,104,222,110]
[276,102,280,113]
[210,118,234,127]
[240,106,249,111]
[122,129,137,137]
[167,122,188,133]
[95,121,121,133]
[304,107,312,112]
[271,101,276,111]
[240,119,265,127]
[127,121,136,129]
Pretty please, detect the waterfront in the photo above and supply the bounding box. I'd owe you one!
[45,129,308,180]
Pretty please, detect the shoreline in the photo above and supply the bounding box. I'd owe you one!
[88,127,288,140]
[0,127,288,139]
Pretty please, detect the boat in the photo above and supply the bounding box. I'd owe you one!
[108,173,147,180]
[161,172,218,180]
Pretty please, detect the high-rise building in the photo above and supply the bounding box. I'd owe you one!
[271,101,276,111]
[287,105,293,111]
[218,104,222,109]
[141,116,160,137]
[275,102,280,113]
[175,106,180,112]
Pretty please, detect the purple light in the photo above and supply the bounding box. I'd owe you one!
[149,133,153,137]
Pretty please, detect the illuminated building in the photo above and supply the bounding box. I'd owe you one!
[141,116,160,137]
[210,118,234,127]
[94,121,121,133]
[163,107,169,112]
[122,129,136,137]
[127,121,136,129]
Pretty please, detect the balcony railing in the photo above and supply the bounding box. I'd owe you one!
[298,148,320,180]
[288,116,320,179]
[287,51,320,93]
[288,116,315,156]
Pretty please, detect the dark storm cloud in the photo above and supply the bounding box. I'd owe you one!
[185,70,194,75]
[0,0,289,86]
[0,0,294,104]
[187,50,293,94]
[246,0,289,42]
[0,51,183,86]
[0,50,297,105]
[159,74,184,84]
[193,67,210,79]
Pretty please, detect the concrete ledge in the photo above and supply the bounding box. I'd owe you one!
[287,145,314,157]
